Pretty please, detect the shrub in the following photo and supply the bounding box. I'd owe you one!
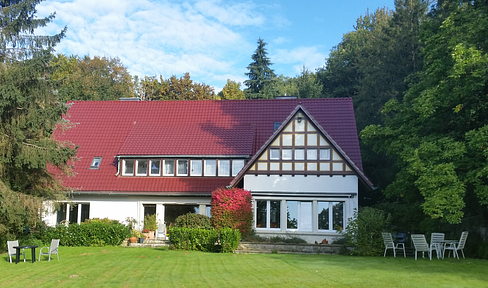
[211,187,253,237]
[338,207,391,256]
[175,213,212,229]
[218,227,241,253]
[143,214,157,231]
[168,227,240,253]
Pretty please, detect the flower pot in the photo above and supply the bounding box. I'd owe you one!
[138,237,145,243]
[129,236,137,243]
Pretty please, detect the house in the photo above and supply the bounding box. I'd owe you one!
[43,98,373,243]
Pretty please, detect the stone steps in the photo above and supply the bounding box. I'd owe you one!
[124,238,169,248]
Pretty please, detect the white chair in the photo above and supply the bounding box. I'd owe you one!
[411,234,431,260]
[444,231,468,259]
[7,240,25,263]
[39,239,60,262]
[430,232,445,259]
[381,232,406,258]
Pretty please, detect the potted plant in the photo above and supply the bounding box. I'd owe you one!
[126,217,138,243]
[143,214,157,239]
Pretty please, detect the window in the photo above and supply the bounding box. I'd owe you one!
[295,149,304,160]
[282,134,292,146]
[320,149,331,160]
[218,160,230,176]
[286,201,312,231]
[307,149,317,160]
[204,160,216,176]
[206,206,212,217]
[177,160,188,176]
[90,157,102,169]
[256,200,281,229]
[295,134,304,146]
[150,160,160,176]
[318,201,344,231]
[270,149,280,160]
[123,159,134,176]
[136,159,148,176]
[190,160,202,176]
[282,149,292,160]
[232,160,245,176]
[273,122,282,131]
[164,160,175,176]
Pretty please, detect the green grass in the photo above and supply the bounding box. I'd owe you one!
[2,246,488,287]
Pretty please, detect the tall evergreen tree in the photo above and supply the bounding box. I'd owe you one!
[0,0,76,250]
[244,38,276,98]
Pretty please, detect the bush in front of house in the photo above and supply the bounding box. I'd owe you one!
[211,187,253,237]
[34,220,130,247]
[175,213,212,229]
[168,227,241,253]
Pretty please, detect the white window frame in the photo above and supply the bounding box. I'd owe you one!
[269,149,280,160]
[149,159,161,176]
[307,149,317,160]
[320,149,331,160]
[282,149,292,160]
[136,159,148,176]
[286,200,312,232]
[255,200,282,230]
[163,159,175,176]
[317,201,344,231]
[232,160,245,176]
[218,160,230,176]
[204,160,216,176]
[190,160,202,176]
[122,159,134,176]
[295,149,305,160]
[177,160,188,176]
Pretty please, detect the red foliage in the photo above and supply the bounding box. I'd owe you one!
[211,187,253,237]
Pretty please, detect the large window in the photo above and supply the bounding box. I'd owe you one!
[318,201,344,231]
[286,201,312,231]
[256,200,281,229]
[122,159,134,176]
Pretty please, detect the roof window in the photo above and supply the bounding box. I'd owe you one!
[90,157,102,169]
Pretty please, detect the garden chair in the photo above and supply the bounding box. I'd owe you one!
[39,239,60,262]
[430,232,445,259]
[381,232,405,258]
[411,234,431,260]
[7,240,25,263]
[443,231,468,259]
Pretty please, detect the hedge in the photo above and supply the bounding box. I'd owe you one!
[169,227,240,253]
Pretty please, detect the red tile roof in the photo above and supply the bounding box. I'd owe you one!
[53,98,362,193]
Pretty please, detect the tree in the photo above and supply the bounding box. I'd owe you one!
[139,73,215,100]
[0,0,77,251]
[218,79,245,100]
[244,38,276,98]
[362,1,488,224]
[51,54,134,101]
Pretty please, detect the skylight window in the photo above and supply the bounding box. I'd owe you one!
[90,157,102,169]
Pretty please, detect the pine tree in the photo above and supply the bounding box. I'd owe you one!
[244,38,276,97]
[0,0,76,250]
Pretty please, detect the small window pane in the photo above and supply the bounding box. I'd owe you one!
[307,134,317,146]
[256,200,267,228]
[136,159,148,175]
[307,149,317,160]
[164,160,175,175]
[320,149,331,160]
[299,202,312,231]
[232,160,245,176]
[177,160,188,176]
[218,160,230,176]
[333,202,344,230]
[270,201,281,228]
[150,160,160,176]
[282,149,292,160]
[295,134,304,146]
[283,134,292,146]
[190,160,202,176]
[123,159,134,175]
[318,202,330,230]
[295,149,304,160]
[204,160,216,176]
[287,201,298,229]
[90,157,102,169]
[270,149,280,160]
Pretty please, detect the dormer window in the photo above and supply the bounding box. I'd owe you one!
[177,160,188,176]
[136,159,148,176]
[164,160,175,176]
[122,159,134,176]
[90,157,102,169]
[150,160,161,176]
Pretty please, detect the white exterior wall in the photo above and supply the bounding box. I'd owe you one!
[244,174,358,194]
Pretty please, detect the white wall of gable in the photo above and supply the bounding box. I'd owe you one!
[243,174,358,194]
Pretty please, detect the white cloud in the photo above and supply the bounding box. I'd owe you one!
[273,46,327,73]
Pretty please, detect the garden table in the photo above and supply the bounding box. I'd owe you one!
[13,245,38,264]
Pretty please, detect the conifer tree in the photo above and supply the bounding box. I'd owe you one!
[244,38,276,98]
[0,0,76,250]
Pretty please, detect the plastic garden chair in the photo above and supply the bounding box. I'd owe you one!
[443,231,468,259]
[39,239,60,262]
[381,232,406,258]
[411,234,431,260]
[7,240,25,263]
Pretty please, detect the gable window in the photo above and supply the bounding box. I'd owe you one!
[150,160,160,176]
[232,160,245,176]
[204,160,216,176]
[270,149,280,160]
[136,159,148,176]
[122,159,134,176]
[164,160,175,176]
[282,149,292,160]
[295,149,304,160]
[90,157,102,169]
[218,160,230,176]
[320,149,331,160]
[190,160,202,176]
[177,160,188,176]
[256,200,281,229]
[307,149,317,160]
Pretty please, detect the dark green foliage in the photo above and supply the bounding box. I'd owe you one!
[34,221,130,247]
[168,227,240,253]
[174,212,212,229]
[244,38,276,97]
[339,207,391,256]
[143,214,157,231]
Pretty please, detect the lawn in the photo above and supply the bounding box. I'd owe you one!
[1,246,488,287]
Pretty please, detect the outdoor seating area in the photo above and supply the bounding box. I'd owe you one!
[410,232,468,260]
[5,239,60,263]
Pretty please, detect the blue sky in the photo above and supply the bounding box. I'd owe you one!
[37,0,394,91]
